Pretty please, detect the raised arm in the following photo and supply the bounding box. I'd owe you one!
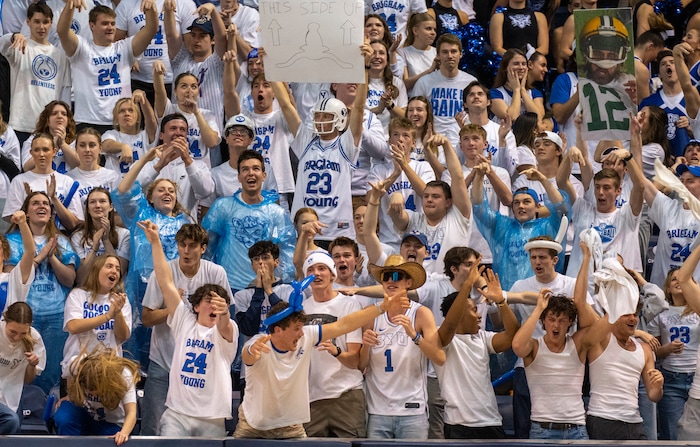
[131,0,159,56]
[350,43,372,147]
[321,291,409,341]
[12,211,35,284]
[133,90,158,144]
[365,179,395,264]
[163,0,182,59]
[434,133,471,218]
[152,61,168,119]
[271,81,301,137]
[438,263,482,347]
[555,149,577,204]
[222,50,241,120]
[511,289,551,364]
[57,0,81,57]
[575,242,599,328]
[138,220,181,315]
[678,238,700,314]
[674,43,700,119]
[117,146,160,193]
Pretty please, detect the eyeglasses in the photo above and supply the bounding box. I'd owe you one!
[226,128,249,137]
[382,271,408,282]
[251,253,273,262]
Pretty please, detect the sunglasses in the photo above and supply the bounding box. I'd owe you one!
[382,271,408,282]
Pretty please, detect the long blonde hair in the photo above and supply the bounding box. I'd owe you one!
[81,255,124,302]
[68,348,139,411]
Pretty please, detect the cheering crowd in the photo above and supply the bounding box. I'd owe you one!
[3,0,700,443]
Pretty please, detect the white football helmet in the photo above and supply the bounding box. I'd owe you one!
[312,97,348,135]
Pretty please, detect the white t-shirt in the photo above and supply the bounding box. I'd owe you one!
[70,227,130,261]
[406,205,472,276]
[0,36,71,133]
[567,200,642,276]
[3,170,84,221]
[241,324,321,430]
[648,191,700,287]
[0,321,45,412]
[368,159,435,251]
[61,288,133,378]
[66,167,120,207]
[303,294,364,402]
[101,129,153,180]
[229,4,260,48]
[435,330,501,427]
[161,100,220,168]
[142,259,231,371]
[648,306,700,373]
[210,162,242,198]
[0,127,21,200]
[366,76,408,136]
[0,266,36,311]
[166,300,238,418]
[115,0,197,84]
[68,36,136,125]
[364,0,427,39]
[396,45,436,97]
[245,109,294,193]
[413,70,477,148]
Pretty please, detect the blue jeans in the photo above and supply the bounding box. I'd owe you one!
[0,403,20,434]
[32,312,67,394]
[54,401,121,436]
[140,360,169,436]
[512,367,531,439]
[530,421,589,439]
[367,414,428,439]
[658,367,694,440]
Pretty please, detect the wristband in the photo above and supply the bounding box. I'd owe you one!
[365,65,371,70]
[332,345,342,357]
[375,302,386,314]
[247,344,254,356]
[623,152,633,162]
[412,333,422,345]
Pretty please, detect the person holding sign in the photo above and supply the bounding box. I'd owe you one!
[577,13,636,142]
[290,43,371,243]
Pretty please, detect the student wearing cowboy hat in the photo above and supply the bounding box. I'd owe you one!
[360,254,444,439]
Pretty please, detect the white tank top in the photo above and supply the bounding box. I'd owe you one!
[588,335,645,423]
[365,301,427,416]
[526,336,586,424]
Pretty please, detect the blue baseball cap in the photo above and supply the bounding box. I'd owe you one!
[401,231,429,248]
[513,187,539,204]
[188,16,214,35]
[677,164,700,177]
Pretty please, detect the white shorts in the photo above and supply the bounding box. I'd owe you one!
[158,407,226,437]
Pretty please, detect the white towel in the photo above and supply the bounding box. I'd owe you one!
[593,257,639,322]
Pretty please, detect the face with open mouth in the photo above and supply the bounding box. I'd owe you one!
[529,249,557,281]
[306,263,334,290]
[177,238,206,271]
[237,158,266,196]
[98,256,121,294]
[614,313,639,337]
[149,179,177,215]
[331,246,357,282]
[26,193,52,226]
[252,80,274,113]
[400,238,427,264]
[543,311,573,342]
